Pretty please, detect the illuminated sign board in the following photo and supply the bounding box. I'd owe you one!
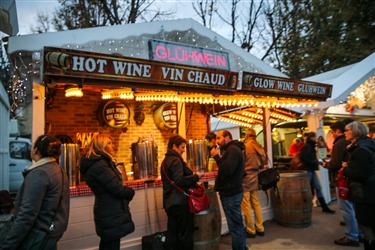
[148,39,230,71]
[240,72,332,100]
[43,47,238,92]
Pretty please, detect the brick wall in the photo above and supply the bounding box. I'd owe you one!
[185,103,209,139]
[46,89,208,168]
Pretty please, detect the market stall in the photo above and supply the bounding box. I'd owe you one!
[6,19,332,249]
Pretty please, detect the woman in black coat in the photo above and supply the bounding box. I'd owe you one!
[343,122,375,250]
[80,134,135,250]
[161,135,201,250]
[299,132,335,213]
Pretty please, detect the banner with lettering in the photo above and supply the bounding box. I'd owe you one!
[240,72,332,100]
[43,47,238,92]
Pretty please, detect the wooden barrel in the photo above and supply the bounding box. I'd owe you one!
[45,52,70,68]
[193,189,221,250]
[271,171,312,228]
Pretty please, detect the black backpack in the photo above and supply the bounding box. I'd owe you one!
[258,168,280,191]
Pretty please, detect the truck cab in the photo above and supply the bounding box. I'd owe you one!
[9,137,32,193]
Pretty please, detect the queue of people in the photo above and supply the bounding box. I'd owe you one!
[325,120,362,247]
[0,121,373,250]
[286,120,375,249]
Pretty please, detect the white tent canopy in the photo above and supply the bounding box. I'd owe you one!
[303,52,375,109]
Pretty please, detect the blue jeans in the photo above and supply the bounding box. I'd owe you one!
[220,192,247,250]
[336,188,361,241]
[307,171,324,199]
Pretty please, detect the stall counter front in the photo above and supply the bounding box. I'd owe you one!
[59,172,273,250]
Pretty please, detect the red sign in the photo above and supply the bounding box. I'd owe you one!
[43,47,238,92]
[148,39,230,70]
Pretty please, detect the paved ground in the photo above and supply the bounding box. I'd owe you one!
[219,202,361,250]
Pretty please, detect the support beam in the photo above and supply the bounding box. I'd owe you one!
[32,83,45,143]
[263,107,273,167]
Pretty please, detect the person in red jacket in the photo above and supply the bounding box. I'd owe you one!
[289,137,304,157]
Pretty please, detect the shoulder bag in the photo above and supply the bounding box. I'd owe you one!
[161,163,209,214]
[258,168,280,205]
[337,167,349,200]
[0,167,65,249]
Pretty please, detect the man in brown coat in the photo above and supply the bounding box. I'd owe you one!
[241,128,266,238]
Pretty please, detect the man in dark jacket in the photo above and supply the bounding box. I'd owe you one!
[300,132,335,214]
[326,121,361,247]
[211,130,247,250]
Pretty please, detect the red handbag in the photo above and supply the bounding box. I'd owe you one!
[162,163,210,213]
[337,167,349,200]
[187,184,210,213]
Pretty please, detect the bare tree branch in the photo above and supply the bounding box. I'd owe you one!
[31,13,51,33]
[193,0,216,28]
[216,0,240,42]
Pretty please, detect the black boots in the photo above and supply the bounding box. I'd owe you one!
[318,197,335,214]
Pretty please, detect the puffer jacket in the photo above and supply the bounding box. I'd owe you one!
[1,160,70,250]
[80,154,135,240]
[214,140,245,196]
[243,138,266,192]
[161,149,199,210]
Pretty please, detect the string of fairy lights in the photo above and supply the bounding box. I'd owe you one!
[95,88,319,108]
[8,54,33,117]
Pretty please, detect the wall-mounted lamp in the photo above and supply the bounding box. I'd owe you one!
[101,88,134,100]
[65,87,83,97]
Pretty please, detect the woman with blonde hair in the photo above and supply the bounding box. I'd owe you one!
[80,134,135,250]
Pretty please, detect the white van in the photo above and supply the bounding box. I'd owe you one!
[9,137,32,193]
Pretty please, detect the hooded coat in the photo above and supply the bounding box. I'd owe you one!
[80,154,135,240]
[214,140,245,196]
